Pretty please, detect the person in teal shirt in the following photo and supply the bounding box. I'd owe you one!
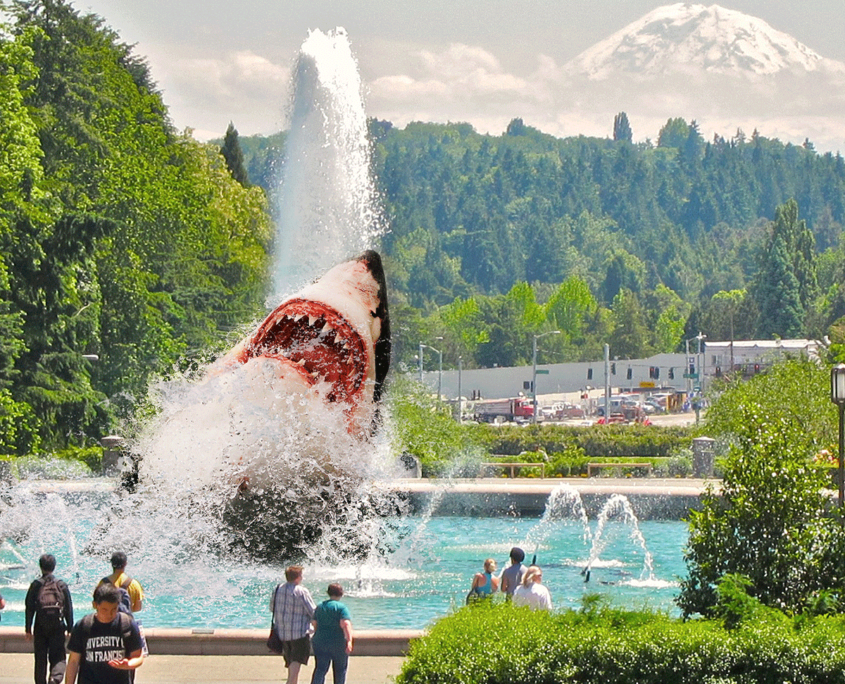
[310,584,353,684]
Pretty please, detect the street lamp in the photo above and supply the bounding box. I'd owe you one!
[831,364,845,507]
[532,331,561,424]
[419,342,443,399]
[457,356,463,423]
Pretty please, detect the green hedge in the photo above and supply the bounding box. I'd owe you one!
[484,424,694,459]
[485,451,692,478]
[398,602,845,684]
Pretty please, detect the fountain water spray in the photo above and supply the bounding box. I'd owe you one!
[77,27,399,565]
[272,28,385,301]
[582,494,655,583]
[522,484,591,560]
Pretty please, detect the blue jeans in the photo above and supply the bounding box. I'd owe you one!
[310,639,349,684]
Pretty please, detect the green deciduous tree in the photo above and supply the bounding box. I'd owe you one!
[679,406,845,616]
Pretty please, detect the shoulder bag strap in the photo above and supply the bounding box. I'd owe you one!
[271,584,280,628]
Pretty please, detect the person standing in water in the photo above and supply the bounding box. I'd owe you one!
[467,558,499,601]
[512,565,553,611]
[499,547,527,598]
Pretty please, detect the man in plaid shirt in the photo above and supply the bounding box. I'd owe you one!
[271,566,316,684]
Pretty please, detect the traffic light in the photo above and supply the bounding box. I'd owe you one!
[627,367,632,380]
[668,367,674,379]
[611,362,616,374]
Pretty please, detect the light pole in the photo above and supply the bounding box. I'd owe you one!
[419,342,443,399]
[418,342,424,384]
[696,332,707,394]
[831,364,845,507]
[457,356,463,423]
[532,331,561,423]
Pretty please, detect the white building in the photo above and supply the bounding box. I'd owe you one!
[417,339,820,402]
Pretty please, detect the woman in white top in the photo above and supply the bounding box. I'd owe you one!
[512,565,552,611]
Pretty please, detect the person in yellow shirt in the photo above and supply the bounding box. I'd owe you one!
[96,552,144,614]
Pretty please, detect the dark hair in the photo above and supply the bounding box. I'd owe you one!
[285,566,303,582]
[93,583,121,605]
[510,547,525,563]
[327,583,343,598]
[39,554,56,573]
[110,551,127,570]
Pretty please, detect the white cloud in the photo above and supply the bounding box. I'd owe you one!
[367,43,560,132]
[152,49,291,139]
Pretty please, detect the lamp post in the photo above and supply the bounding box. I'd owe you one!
[831,364,845,507]
[696,332,707,394]
[418,342,424,384]
[419,342,443,399]
[457,356,463,423]
[532,331,561,424]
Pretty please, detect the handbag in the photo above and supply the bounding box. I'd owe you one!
[267,626,284,654]
[267,584,284,654]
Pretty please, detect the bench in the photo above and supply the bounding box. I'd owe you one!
[587,462,653,477]
[479,462,546,478]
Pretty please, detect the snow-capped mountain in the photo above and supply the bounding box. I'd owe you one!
[535,2,845,151]
[566,3,828,79]
[565,3,834,79]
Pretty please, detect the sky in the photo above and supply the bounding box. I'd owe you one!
[75,0,845,145]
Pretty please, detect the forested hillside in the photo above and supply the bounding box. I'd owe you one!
[242,116,845,372]
[3,0,845,458]
[0,0,271,455]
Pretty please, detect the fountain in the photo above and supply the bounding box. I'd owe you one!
[272,28,385,301]
[0,28,688,635]
[99,27,397,563]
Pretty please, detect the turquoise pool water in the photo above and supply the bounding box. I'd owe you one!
[0,488,688,630]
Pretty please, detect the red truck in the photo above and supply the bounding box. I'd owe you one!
[473,397,534,423]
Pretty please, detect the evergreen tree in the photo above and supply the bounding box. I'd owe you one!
[221,121,249,186]
[612,112,633,143]
[754,235,803,338]
[609,289,650,359]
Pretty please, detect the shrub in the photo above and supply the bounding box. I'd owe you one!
[397,602,845,684]
[678,408,845,617]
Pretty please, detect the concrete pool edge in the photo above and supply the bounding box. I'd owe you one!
[392,477,719,518]
[14,476,717,518]
[0,627,423,656]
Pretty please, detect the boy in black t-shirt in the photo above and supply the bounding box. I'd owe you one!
[65,584,143,684]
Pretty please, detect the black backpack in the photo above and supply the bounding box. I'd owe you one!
[36,577,64,624]
[81,611,134,645]
[100,575,134,615]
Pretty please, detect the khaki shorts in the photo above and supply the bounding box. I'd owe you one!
[281,636,311,667]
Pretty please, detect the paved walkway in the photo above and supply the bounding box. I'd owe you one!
[0,653,404,683]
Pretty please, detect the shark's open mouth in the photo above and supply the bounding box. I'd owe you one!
[245,297,367,404]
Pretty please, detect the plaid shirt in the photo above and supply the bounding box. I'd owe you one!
[273,582,316,641]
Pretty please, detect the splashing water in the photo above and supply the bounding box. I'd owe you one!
[583,494,656,581]
[522,484,592,559]
[272,28,385,301]
[71,27,398,565]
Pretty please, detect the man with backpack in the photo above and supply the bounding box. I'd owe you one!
[24,553,74,684]
[65,583,143,684]
[95,552,143,614]
[94,552,147,681]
